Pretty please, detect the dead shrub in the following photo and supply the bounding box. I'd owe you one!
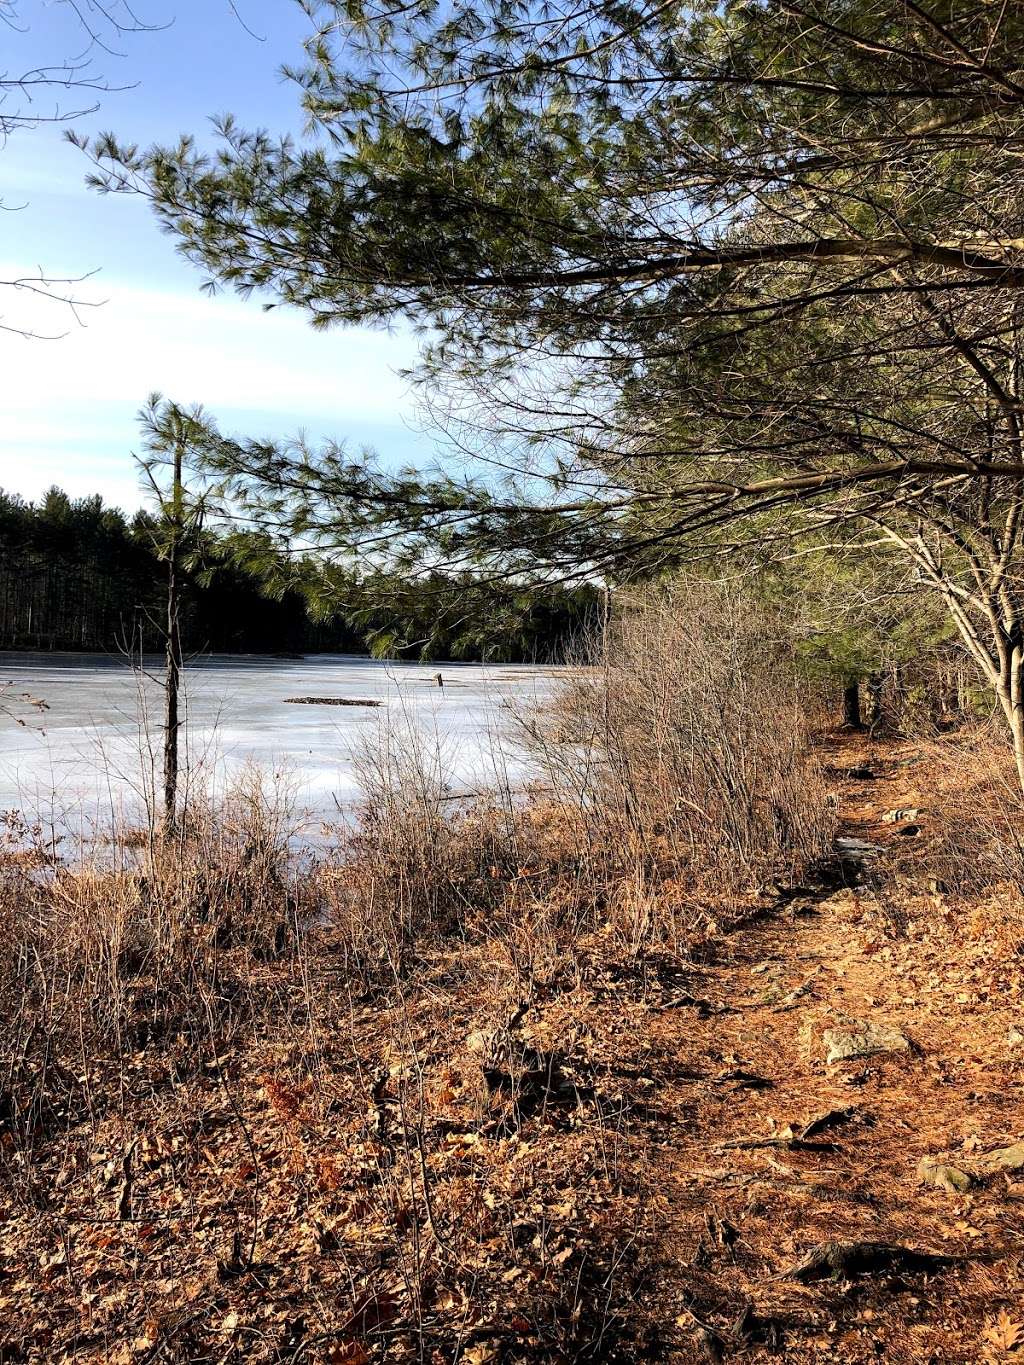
[159,761,302,956]
[522,582,835,917]
[0,767,306,1148]
[323,722,537,976]
[326,584,835,973]
[906,730,1024,947]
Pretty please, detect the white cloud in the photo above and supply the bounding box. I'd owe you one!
[0,271,417,419]
[0,270,427,506]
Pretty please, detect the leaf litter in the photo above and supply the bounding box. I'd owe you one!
[2,733,1024,1361]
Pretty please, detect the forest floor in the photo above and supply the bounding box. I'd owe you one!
[2,734,1024,1363]
[646,732,1024,1362]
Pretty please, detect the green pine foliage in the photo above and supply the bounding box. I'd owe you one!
[67,3,1024,757]
[0,487,594,661]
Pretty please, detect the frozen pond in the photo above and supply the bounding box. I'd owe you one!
[0,652,556,845]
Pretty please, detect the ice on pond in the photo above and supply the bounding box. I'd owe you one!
[0,652,557,844]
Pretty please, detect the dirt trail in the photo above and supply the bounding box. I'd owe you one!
[646,739,1024,1362]
[6,738,1024,1364]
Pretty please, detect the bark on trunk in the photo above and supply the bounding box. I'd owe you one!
[1009,644,1024,798]
[163,444,183,833]
[1011,706,1024,798]
[842,678,863,730]
[163,560,180,832]
[865,673,885,732]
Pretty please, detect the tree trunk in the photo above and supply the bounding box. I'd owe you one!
[865,672,885,733]
[842,678,863,730]
[163,444,183,833]
[163,559,181,832]
[1009,642,1024,799]
[1010,705,1024,798]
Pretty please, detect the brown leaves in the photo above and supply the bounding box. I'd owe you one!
[322,1343,370,1365]
[261,1072,311,1123]
[339,1289,399,1336]
[12,733,1024,1364]
[460,1344,501,1364]
[985,1310,1024,1355]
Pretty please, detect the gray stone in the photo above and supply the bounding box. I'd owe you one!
[917,1156,973,1193]
[970,1141,1024,1176]
[823,1020,911,1064]
[835,837,882,858]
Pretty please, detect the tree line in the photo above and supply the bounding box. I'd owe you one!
[0,486,597,662]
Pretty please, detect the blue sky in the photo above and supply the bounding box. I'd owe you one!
[1,0,430,511]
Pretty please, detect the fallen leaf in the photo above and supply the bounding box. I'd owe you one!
[984,1309,1024,1353]
[463,1344,500,1364]
[341,1290,399,1335]
[323,1343,370,1365]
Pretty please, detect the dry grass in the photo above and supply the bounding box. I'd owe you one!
[4,705,1024,1361]
[0,757,664,1363]
[0,600,845,1362]
[518,584,835,944]
[322,723,529,977]
[878,726,1024,954]
[0,769,307,1162]
[4,730,1021,1363]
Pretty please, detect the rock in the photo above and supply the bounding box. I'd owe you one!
[823,1019,911,1064]
[835,837,882,859]
[882,808,921,824]
[918,1156,973,1193]
[970,1141,1024,1176]
[780,1239,955,1282]
[1008,1025,1024,1047]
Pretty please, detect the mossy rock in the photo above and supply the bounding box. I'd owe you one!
[823,1019,911,1064]
[917,1156,973,1193]
[970,1141,1024,1177]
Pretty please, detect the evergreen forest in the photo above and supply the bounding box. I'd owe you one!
[0,486,597,660]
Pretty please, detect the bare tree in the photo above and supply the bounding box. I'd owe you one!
[0,0,161,335]
[136,395,212,833]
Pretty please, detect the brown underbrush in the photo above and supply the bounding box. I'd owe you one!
[14,613,1024,1361]
[517,584,834,926]
[5,725,1023,1362]
[869,726,1024,954]
[0,769,676,1364]
[0,601,836,1363]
